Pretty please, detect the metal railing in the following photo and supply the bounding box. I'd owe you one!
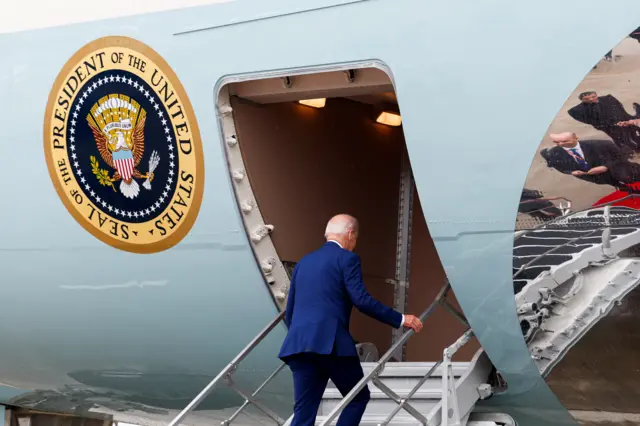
[518,196,572,216]
[168,280,475,426]
[512,200,640,280]
[441,329,475,426]
[512,228,601,279]
[517,193,640,237]
[167,311,287,426]
[515,196,572,230]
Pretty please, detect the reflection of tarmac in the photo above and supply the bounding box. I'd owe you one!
[547,286,640,418]
[571,410,640,426]
[525,37,640,211]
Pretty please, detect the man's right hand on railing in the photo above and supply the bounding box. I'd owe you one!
[403,315,423,332]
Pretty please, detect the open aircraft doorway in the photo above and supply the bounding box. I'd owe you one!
[216,65,480,364]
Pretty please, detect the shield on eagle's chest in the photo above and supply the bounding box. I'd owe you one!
[112,149,135,182]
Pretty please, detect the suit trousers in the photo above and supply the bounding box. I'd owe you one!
[286,353,370,426]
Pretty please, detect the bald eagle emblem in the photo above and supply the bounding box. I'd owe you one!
[86,94,160,199]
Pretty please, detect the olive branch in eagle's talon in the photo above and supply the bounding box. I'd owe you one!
[90,155,117,192]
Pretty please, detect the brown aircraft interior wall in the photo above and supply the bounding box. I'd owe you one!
[405,191,480,361]
[229,94,474,361]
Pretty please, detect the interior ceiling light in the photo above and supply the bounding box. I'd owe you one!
[298,98,326,108]
[376,111,402,127]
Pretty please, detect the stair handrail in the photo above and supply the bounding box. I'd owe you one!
[316,281,453,426]
[169,279,474,426]
[516,193,640,238]
[167,310,286,426]
[517,195,572,216]
[513,206,639,281]
[441,329,475,426]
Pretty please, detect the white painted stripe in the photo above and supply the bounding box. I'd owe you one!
[123,159,129,180]
[115,158,133,181]
[0,0,235,34]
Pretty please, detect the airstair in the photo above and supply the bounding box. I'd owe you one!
[514,202,640,375]
[166,282,505,426]
[315,342,493,426]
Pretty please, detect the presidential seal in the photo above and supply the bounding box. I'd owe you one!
[44,36,204,253]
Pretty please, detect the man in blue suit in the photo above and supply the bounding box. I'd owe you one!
[278,214,423,426]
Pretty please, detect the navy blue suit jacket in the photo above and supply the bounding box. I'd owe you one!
[278,241,403,360]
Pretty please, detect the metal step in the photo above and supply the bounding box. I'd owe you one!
[320,362,466,420]
[328,362,471,389]
[318,362,462,420]
[315,414,423,426]
[360,362,473,377]
[323,387,442,399]
[316,416,499,426]
[314,416,498,425]
[321,388,441,418]
[316,350,493,426]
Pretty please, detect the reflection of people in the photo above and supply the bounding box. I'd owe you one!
[567,91,640,152]
[278,214,423,426]
[540,132,640,190]
[518,189,563,219]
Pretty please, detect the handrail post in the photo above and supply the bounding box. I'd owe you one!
[602,205,614,259]
[441,329,473,426]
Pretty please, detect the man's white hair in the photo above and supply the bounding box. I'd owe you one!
[324,214,358,237]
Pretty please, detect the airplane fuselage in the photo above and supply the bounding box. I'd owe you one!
[2,1,640,426]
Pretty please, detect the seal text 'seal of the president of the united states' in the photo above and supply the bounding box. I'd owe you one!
[44,36,205,253]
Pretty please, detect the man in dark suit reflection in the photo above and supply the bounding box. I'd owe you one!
[278,214,423,426]
[540,132,640,191]
[567,91,640,152]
